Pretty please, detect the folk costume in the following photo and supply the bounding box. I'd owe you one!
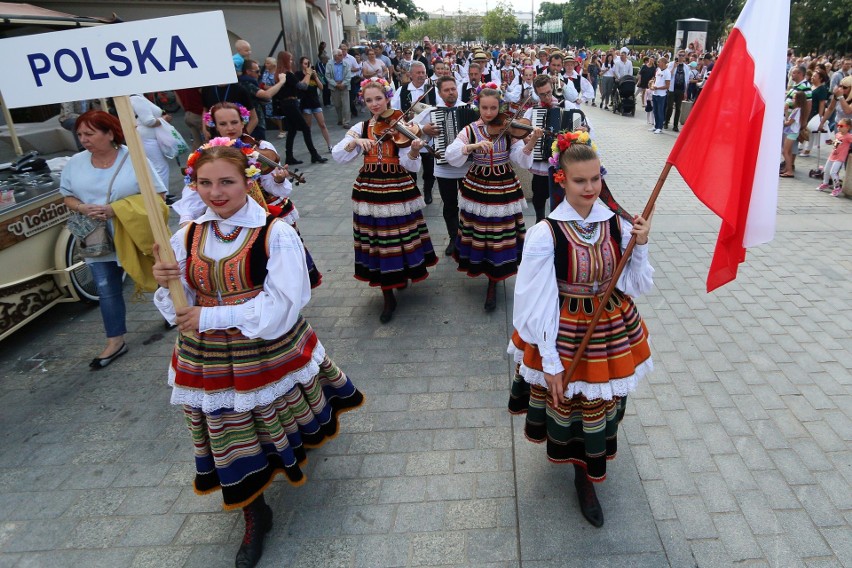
[507,197,653,524]
[444,118,531,283]
[331,120,438,291]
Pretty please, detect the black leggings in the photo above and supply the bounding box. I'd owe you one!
[531,173,550,223]
[279,99,318,158]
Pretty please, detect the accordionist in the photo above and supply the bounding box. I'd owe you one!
[412,76,476,257]
[523,74,586,222]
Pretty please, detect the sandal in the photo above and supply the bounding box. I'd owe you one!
[779,173,794,178]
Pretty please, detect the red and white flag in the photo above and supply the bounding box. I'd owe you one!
[667,0,790,292]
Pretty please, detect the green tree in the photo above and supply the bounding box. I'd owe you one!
[346,0,425,21]
[790,0,852,53]
[535,1,567,26]
[482,1,520,44]
[455,13,482,43]
[563,0,602,45]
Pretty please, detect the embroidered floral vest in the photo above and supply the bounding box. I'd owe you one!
[546,217,622,297]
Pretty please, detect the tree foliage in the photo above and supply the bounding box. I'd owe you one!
[790,0,852,53]
[455,13,483,43]
[346,0,424,21]
[482,1,520,44]
[399,17,455,43]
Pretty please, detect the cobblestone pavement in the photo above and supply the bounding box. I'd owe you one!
[0,102,850,568]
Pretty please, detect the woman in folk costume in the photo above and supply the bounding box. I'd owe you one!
[444,84,544,311]
[507,132,654,528]
[173,102,322,287]
[332,77,438,323]
[152,139,363,568]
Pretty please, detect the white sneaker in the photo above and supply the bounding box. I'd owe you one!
[648,127,656,132]
[653,129,662,134]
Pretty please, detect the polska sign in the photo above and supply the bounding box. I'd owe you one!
[0,11,235,108]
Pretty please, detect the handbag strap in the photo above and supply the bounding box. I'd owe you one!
[106,152,129,203]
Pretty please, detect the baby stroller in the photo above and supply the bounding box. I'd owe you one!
[612,75,636,116]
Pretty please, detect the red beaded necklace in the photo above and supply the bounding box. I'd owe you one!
[212,221,242,243]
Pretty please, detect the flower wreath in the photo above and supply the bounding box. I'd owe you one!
[549,130,599,183]
[471,82,502,108]
[358,76,395,101]
[202,104,251,128]
[184,137,262,188]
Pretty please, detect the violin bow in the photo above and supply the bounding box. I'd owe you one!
[488,92,532,166]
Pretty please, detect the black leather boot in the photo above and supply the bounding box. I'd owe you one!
[574,465,604,527]
[380,289,397,323]
[235,494,273,568]
[484,281,497,312]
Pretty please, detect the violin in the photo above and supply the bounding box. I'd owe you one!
[239,134,306,185]
[372,109,439,157]
[485,112,534,139]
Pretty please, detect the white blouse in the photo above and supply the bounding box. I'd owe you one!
[153,199,310,340]
[444,123,534,171]
[511,200,654,375]
[331,121,422,172]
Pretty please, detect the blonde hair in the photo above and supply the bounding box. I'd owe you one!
[190,146,249,183]
[558,143,599,171]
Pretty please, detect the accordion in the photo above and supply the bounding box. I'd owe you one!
[430,106,480,165]
[529,108,587,161]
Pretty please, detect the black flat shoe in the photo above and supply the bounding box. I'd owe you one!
[484,284,497,312]
[311,155,328,164]
[444,241,455,257]
[424,192,433,204]
[575,476,604,527]
[285,158,303,165]
[380,292,397,323]
[89,343,128,370]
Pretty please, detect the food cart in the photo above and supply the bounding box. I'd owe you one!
[0,159,97,341]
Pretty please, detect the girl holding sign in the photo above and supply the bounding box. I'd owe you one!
[152,140,363,568]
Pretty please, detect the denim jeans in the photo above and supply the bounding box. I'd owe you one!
[88,260,126,338]
[652,94,667,130]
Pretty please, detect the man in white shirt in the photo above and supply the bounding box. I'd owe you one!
[392,61,437,202]
[651,57,671,134]
[459,63,484,104]
[412,76,472,255]
[340,42,360,117]
[613,51,634,81]
[562,52,596,110]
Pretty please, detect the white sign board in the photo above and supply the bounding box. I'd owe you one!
[0,11,236,108]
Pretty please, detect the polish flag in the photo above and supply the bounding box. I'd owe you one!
[667,0,790,292]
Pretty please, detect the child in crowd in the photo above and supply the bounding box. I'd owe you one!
[781,92,806,178]
[816,118,852,196]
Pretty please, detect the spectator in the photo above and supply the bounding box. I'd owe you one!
[781,91,806,177]
[260,57,285,137]
[174,88,204,147]
[801,69,830,157]
[232,39,251,74]
[665,51,690,132]
[316,53,332,107]
[636,57,656,110]
[327,49,352,128]
[586,56,601,106]
[650,57,670,134]
[613,50,634,81]
[599,53,616,109]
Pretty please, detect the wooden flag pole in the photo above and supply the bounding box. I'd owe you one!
[113,95,188,309]
[561,162,673,390]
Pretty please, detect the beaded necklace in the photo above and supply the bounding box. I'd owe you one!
[212,221,243,243]
[568,220,598,242]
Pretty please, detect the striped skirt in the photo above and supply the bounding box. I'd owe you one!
[352,165,437,290]
[454,165,526,281]
[184,357,363,510]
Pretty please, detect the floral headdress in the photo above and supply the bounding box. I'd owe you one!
[471,82,501,108]
[203,104,251,128]
[358,76,395,101]
[184,137,262,188]
[549,130,598,183]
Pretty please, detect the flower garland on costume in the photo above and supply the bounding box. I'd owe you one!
[549,130,598,183]
[358,76,395,101]
[202,104,251,128]
[471,82,502,108]
[184,137,262,188]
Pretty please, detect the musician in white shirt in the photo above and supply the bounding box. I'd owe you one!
[392,61,437,202]
[523,75,563,222]
[412,76,472,256]
[562,53,596,110]
[506,67,540,106]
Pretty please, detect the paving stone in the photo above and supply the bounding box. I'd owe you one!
[671,496,717,540]
[712,512,763,561]
[174,512,237,545]
[410,531,466,566]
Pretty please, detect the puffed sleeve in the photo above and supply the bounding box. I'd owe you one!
[509,138,533,170]
[331,124,364,163]
[153,227,197,323]
[197,222,310,339]
[400,147,422,172]
[616,217,654,297]
[445,126,471,167]
[172,184,207,225]
[581,78,595,102]
[260,174,292,199]
[512,221,563,374]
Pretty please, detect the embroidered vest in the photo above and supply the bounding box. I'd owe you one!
[400,84,436,112]
[545,216,622,298]
[184,216,274,307]
[465,123,511,166]
[360,121,400,165]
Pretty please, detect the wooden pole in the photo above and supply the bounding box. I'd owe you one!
[113,95,188,309]
[561,162,673,390]
[0,91,23,157]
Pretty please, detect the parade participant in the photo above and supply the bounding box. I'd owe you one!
[60,110,168,368]
[562,52,596,110]
[173,102,322,287]
[524,75,562,222]
[444,85,542,311]
[506,66,540,106]
[548,53,568,104]
[508,132,654,528]
[332,77,439,323]
[460,63,484,104]
[473,50,496,83]
[412,76,475,256]
[271,51,328,165]
[392,61,437,203]
[535,49,550,75]
[152,140,363,568]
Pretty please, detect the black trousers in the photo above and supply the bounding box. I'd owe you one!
[410,153,435,193]
[436,177,462,238]
[279,99,318,159]
[349,77,360,115]
[665,90,685,127]
[531,173,550,223]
